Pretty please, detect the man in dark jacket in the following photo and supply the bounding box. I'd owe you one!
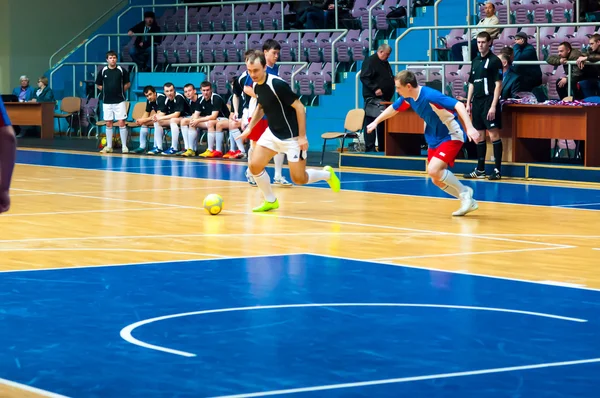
[128,11,162,72]
[360,44,394,152]
[547,42,584,99]
[512,31,542,92]
[576,34,600,98]
[500,53,521,99]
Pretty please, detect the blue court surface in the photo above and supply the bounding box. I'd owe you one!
[1,254,600,397]
[15,149,600,210]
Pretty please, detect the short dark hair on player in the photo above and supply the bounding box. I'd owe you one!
[163,82,174,89]
[263,39,281,52]
[143,85,156,94]
[200,81,212,89]
[184,83,195,90]
[246,49,266,67]
[244,49,256,61]
[476,31,492,42]
[106,50,118,59]
[395,70,419,88]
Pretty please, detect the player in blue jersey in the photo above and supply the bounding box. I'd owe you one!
[367,70,481,216]
[0,97,17,214]
[243,39,292,187]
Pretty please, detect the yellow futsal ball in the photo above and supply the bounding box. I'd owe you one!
[203,194,224,215]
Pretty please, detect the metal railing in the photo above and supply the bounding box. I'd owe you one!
[116,0,342,56]
[83,29,347,83]
[171,61,309,93]
[49,0,129,69]
[49,62,138,99]
[395,21,599,68]
[355,59,592,108]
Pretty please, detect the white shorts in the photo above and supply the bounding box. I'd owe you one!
[257,128,307,163]
[102,102,128,121]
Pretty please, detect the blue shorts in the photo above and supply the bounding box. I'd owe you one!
[0,97,11,127]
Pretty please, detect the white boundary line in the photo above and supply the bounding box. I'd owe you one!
[0,377,69,398]
[0,207,172,217]
[373,246,575,261]
[0,248,227,257]
[15,160,600,213]
[210,357,600,397]
[306,253,600,293]
[119,302,588,357]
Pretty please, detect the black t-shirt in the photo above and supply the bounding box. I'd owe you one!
[232,72,249,118]
[469,52,503,98]
[145,93,166,113]
[198,94,230,118]
[254,74,300,139]
[159,93,187,115]
[95,65,130,104]
[187,96,202,116]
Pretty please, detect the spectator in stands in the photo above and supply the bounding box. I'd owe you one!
[576,34,600,98]
[451,2,499,62]
[500,53,521,99]
[131,85,164,154]
[512,32,542,92]
[30,77,55,103]
[148,82,187,155]
[12,76,35,102]
[360,43,394,153]
[547,42,584,100]
[293,1,329,29]
[128,11,162,72]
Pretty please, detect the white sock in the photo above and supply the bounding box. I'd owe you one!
[440,169,468,198]
[181,125,189,150]
[253,170,277,202]
[106,127,114,148]
[189,128,198,151]
[139,126,149,149]
[306,169,330,183]
[229,129,238,151]
[119,127,128,148]
[274,153,285,179]
[170,122,180,150]
[248,145,253,160]
[208,132,215,151]
[216,131,224,152]
[231,129,245,153]
[153,123,164,149]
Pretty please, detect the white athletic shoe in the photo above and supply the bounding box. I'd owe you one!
[122,145,129,154]
[452,187,479,216]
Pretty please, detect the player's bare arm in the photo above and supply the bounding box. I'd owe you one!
[366,104,398,133]
[291,99,308,150]
[454,102,481,142]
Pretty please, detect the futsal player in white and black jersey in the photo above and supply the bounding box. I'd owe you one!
[96,50,131,153]
[147,82,188,155]
[131,85,166,154]
[177,83,202,157]
[237,50,341,212]
[196,82,230,158]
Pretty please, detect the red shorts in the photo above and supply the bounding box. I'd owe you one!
[248,117,268,142]
[427,139,464,167]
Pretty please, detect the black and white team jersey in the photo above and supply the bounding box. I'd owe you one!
[159,92,189,115]
[187,95,202,116]
[231,71,250,118]
[95,65,130,104]
[198,93,230,118]
[145,93,166,113]
[253,74,300,140]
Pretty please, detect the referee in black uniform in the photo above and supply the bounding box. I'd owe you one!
[465,31,503,181]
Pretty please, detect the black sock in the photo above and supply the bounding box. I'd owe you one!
[476,141,486,172]
[492,139,503,172]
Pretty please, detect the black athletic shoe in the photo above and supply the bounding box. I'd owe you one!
[488,168,501,180]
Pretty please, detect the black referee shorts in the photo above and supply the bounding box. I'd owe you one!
[472,96,501,131]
